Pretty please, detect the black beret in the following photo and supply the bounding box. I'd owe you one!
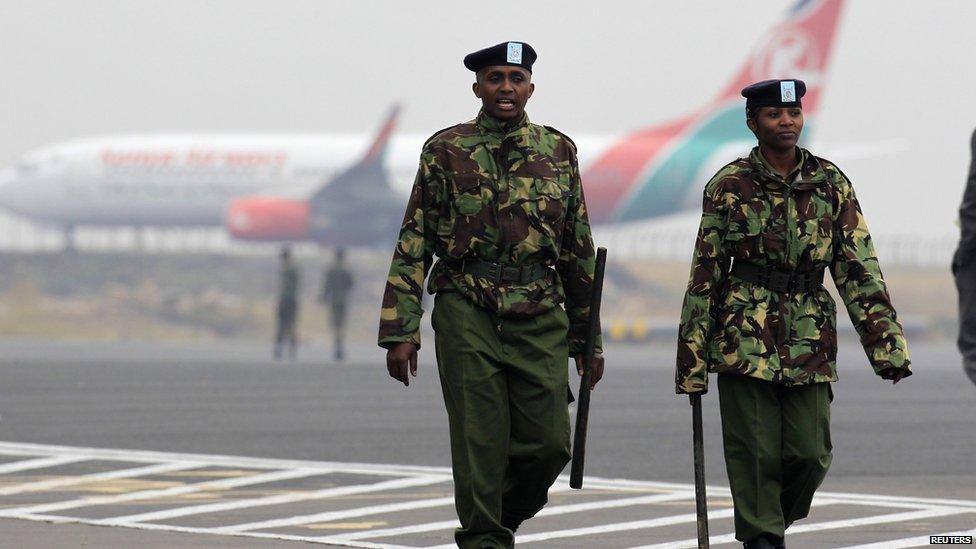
[463,41,537,74]
[741,79,806,110]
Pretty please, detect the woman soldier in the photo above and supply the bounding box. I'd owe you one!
[674,79,912,549]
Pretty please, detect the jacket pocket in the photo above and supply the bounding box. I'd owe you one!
[450,173,486,217]
[724,211,768,259]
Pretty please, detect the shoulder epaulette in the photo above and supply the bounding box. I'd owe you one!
[422,124,462,149]
[543,125,577,152]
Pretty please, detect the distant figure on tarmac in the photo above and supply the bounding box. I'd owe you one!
[953,128,976,386]
[320,247,354,361]
[274,245,300,360]
[378,41,603,548]
[675,79,912,549]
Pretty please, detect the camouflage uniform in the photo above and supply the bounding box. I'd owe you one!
[953,128,976,386]
[379,109,599,548]
[274,259,300,360]
[320,262,354,360]
[675,147,911,542]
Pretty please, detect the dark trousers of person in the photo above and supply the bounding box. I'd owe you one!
[718,373,832,542]
[329,302,347,360]
[954,254,976,385]
[432,292,572,549]
[274,298,298,359]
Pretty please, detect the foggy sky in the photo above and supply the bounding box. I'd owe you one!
[2,0,975,236]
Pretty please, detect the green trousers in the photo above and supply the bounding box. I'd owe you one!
[717,374,832,542]
[432,292,572,549]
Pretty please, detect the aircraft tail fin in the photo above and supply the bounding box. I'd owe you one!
[359,103,401,165]
[711,0,845,115]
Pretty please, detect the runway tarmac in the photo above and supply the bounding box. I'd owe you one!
[0,337,973,547]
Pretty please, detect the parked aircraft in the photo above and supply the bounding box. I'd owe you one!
[0,0,845,247]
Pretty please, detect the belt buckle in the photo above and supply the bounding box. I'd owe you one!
[501,265,521,283]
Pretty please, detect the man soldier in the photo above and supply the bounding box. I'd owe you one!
[274,245,300,360]
[953,127,976,386]
[320,247,354,361]
[675,79,912,548]
[378,41,604,548]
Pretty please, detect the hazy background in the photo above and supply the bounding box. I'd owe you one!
[2,0,975,236]
[0,0,973,345]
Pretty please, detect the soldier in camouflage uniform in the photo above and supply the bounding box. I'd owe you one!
[274,245,300,360]
[952,128,976,386]
[320,247,354,361]
[675,79,911,549]
[378,41,604,549]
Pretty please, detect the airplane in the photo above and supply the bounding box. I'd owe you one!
[224,105,409,247]
[0,0,845,248]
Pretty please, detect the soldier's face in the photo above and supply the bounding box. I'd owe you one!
[473,66,534,121]
[748,107,804,151]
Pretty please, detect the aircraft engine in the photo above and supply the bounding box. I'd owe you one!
[225,196,310,241]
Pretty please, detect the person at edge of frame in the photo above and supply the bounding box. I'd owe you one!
[674,79,912,549]
[377,41,605,549]
[274,245,300,360]
[320,247,354,361]
[952,127,976,386]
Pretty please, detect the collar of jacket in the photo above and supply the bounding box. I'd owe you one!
[476,108,530,138]
[748,146,828,191]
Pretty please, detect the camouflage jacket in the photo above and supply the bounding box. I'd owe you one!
[378,110,600,354]
[321,265,354,307]
[675,147,912,393]
[279,263,299,303]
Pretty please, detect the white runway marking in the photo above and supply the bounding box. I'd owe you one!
[333,491,696,544]
[0,461,205,496]
[100,474,450,524]
[0,466,326,516]
[213,495,457,534]
[0,440,973,548]
[0,455,86,475]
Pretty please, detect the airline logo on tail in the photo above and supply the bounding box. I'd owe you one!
[583,0,844,225]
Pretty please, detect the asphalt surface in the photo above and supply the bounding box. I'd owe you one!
[0,337,973,548]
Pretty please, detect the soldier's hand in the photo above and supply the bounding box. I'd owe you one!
[386,342,418,387]
[883,368,908,385]
[574,353,604,390]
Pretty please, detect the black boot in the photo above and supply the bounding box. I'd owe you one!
[743,535,776,549]
[500,513,524,534]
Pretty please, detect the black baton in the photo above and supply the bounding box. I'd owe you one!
[569,247,607,489]
[692,393,709,548]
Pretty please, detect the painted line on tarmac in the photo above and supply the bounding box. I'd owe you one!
[0,461,206,496]
[0,440,450,478]
[6,513,414,548]
[0,466,327,517]
[319,490,695,543]
[213,494,457,533]
[817,490,976,510]
[632,506,973,549]
[8,441,972,512]
[0,455,86,475]
[1,441,975,548]
[98,474,451,524]
[838,527,976,549]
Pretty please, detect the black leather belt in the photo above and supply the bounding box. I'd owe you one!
[448,258,551,284]
[731,260,824,293]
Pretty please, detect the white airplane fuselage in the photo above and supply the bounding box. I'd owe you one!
[0,133,615,228]
[0,134,414,227]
